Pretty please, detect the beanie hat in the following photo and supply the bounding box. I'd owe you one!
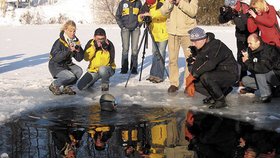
[146,0,156,5]
[224,0,237,6]
[94,28,106,36]
[188,27,207,41]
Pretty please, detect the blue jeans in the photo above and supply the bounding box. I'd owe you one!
[53,64,82,87]
[255,71,280,97]
[77,66,115,90]
[121,27,140,71]
[150,40,168,79]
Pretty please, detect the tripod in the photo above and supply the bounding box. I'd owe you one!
[125,22,169,87]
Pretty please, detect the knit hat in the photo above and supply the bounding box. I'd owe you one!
[224,0,237,6]
[146,0,156,5]
[94,28,106,36]
[188,27,207,41]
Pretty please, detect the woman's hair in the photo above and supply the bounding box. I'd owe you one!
[61,20,76,31]
[250,0,268,13]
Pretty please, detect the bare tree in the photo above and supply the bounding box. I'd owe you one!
[93,0,120,24]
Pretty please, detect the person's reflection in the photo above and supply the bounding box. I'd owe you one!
[185,110,238,158]
[51,127,85,158]
[88,125,115,151]
[117,122,152,157]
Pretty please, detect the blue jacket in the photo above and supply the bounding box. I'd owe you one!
[115,0,142,30]
[48,31,84,78]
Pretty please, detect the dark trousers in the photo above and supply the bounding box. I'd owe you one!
[195,71,237,100]
[237,40,248,81]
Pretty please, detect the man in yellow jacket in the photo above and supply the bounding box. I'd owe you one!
[77,28,116,91]
[160,0,198,93]
[139,0,168,83]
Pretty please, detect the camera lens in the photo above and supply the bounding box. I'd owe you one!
[74,45,79,49]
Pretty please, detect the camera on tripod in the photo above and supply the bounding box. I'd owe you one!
[143,16,152,25]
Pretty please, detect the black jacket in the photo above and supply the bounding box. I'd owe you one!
[218,3,250,42]
[191,33,238,80]
[245,43,280,77]
[48,31,84,78]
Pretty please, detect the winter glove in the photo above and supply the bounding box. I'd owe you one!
[185,74,196,97]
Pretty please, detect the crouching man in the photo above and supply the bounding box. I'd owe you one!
[77,28,116,91]
[186,27,239,109]
[242,33,280,103]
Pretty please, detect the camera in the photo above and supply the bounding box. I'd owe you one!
[74,45,79,50]
[143,16,152,25]
[101,40,109,50]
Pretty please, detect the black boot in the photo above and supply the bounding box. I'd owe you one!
[131,67,138,74]
[209,97,227,109]
[203,96,215,105]
[121,59,128,74]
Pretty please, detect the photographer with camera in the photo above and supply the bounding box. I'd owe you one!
[247,0,280,47]
[160,0,198,93]
[77,28,116,91]
[48,20,84,95]
[186,27,238,109]
[219,0,251,86]
[138,0,168,83]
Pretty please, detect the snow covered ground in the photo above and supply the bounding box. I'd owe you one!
[0,24,280,132]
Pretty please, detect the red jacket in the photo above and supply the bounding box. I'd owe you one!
[247,4,280,47]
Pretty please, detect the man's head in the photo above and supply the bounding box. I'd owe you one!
[189,27,208,49]
[94,28,106,42]
[247,33,261,51]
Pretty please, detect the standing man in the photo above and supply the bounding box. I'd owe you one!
[160,0,198,93]
[116,0,142,74]
[219,0,251,86]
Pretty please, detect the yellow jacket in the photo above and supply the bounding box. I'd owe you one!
[138,0,168,42]
[84,39,116,73]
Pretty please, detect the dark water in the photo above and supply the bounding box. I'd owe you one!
[0,104,279,158]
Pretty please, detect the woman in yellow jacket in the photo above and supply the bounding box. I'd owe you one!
[77,28,116,91]
[139,0,168,83]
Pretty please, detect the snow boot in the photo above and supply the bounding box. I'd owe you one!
[63,86,76,95]
[209,97,227,109]
[49,83,62,95]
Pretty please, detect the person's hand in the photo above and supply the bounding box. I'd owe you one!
[185,74,196,97]
[168,0,176,4]
[140,12,150,19]
[242,50,248,62]
[248,8,257,18]
[69,43,80,52]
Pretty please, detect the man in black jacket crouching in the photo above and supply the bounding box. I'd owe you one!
[187,27,239,109]
[242,33,280,103]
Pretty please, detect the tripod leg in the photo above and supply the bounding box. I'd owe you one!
[125,28,148,87]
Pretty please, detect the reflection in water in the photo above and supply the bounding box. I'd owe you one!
[0,104,191,158]
[0,105,279,158]
[185,111,280,158]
